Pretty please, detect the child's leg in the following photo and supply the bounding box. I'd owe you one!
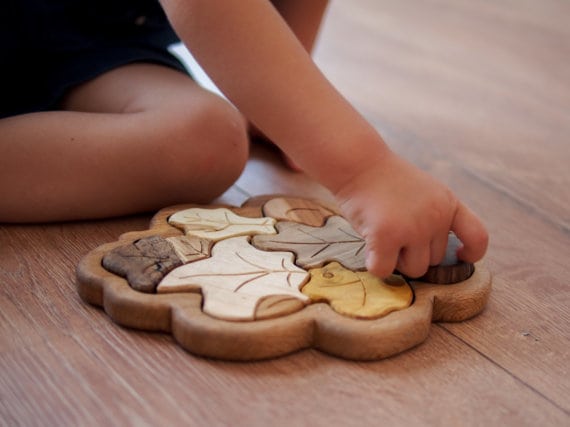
[0,63,249,223]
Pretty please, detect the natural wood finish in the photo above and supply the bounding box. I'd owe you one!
[166,235,212,264]
[101,235,185,293]
[420,261,475,285]
[168,207,277,241]
[262,196,337,226]
[252,215,366,270]
[419,233,475,284]
[77,239,491,360]
[76,196,489,358]
[1,0,569,424]
[301,262,413,319]
[157,235,310,321]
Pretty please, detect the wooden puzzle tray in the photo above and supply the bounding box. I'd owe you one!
[76,195,492,361]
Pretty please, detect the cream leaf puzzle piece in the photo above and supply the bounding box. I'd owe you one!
[76,196,492,361]
[157,236,310,321]
[168,207,276,241]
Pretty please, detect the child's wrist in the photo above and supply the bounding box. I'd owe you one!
[318,133,392,195]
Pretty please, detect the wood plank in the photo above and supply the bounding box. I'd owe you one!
[1,324,566,427]
[237,145,570,405]
[234,143,336,204]
[1,0,569,425]
[0,188,246,354]
[0,219,148,353]
[433,165,570,413]
[315,0,570,231]
[313,1,570,411]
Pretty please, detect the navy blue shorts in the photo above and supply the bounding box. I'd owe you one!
[1,0,187,119]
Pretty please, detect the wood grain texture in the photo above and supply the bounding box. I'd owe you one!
[252,216,366,270]
[301,262,413,319]
[76,197,491,360]
[1,0,569,425]
[157,235,310,321]
[101,235,185,293]
[77,262,491,361]
[418,233,475,284]
[165,235,212,264]
[262,196,337,226]
[168,207,276,241]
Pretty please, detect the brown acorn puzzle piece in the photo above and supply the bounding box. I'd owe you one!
[76,196,492,361]
[102,235,212,293]
[102,235,184,293]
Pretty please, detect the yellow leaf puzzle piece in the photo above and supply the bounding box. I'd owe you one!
[302,262,413,319]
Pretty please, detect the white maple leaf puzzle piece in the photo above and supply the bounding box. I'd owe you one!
[157,236,310,321]
[168,208,277,241]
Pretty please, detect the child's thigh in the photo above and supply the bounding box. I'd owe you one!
[62,62,226,116]
[62,62,249,162]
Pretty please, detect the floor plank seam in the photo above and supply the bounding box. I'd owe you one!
[436,323,570,416]
[367,117,569,235]
[457,169,570,236]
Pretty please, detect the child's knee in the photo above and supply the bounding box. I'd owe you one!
[192,95,249,164]
[155,95,249,199]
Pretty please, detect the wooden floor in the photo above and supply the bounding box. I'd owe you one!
[2,1,569,425]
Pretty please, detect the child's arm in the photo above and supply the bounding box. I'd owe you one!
[160,0,488,278]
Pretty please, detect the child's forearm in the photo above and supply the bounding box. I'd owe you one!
[160,0,489,277]
[270,0,329,53]
[161,0,389,193]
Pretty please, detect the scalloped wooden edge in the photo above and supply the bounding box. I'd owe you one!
[76,196,492,361]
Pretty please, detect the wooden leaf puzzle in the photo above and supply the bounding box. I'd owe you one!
[76,195,492,361]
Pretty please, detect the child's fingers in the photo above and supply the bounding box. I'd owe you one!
[396,243,431,278]
[451,202,489,263]
[365,243,400,279]
[429,231,449,266]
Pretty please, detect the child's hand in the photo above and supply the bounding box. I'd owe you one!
[335,150,488,278]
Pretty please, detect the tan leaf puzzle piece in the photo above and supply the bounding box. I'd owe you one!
[76,195,492,361]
